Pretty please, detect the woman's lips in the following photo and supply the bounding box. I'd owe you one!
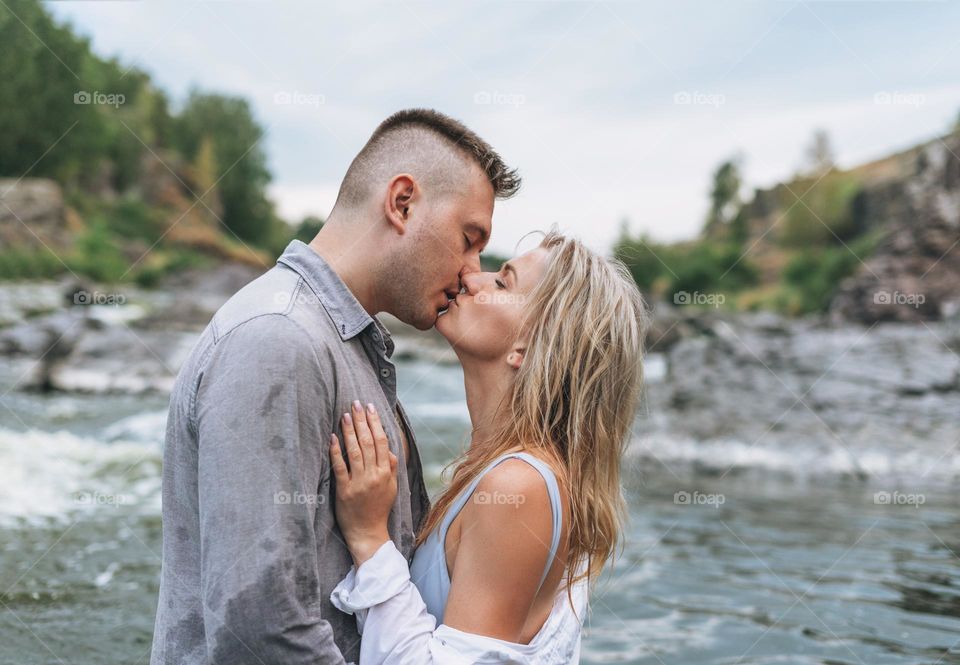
[437,295,459,318]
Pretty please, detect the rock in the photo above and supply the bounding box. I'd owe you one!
[0,179,72,251]
[0,268,466,395]
[0,309,90,358]
[0,281,69,328]
[49,326,196,394]
[644,304,729,352]
[135,263,266,329]
[641,316,960,475]
[831,135,960,323]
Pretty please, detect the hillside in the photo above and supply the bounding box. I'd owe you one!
[615,127,960,323]
[0,0,309,285]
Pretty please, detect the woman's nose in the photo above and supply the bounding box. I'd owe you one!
[461,272,479,295]
[461,272,490,295]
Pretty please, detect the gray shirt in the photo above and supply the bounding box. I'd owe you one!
[150,240,431,665]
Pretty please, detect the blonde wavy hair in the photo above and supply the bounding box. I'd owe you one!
[416,229,651,606]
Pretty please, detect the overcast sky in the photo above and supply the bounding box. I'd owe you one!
[47,0,960,256]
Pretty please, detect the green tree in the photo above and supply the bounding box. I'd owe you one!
[804,129,834,177]
[0,1,168,192]
[0,1,106,181]
[174,91,273,244]
[293,215,325,243]
[613,233,672,293]
[705,158,742,234]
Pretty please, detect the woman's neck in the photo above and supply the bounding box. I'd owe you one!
[461,360,514,454]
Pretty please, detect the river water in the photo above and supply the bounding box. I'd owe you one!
[1,357,958,664]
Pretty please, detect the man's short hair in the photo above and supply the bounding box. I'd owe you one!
[334,108,521,210]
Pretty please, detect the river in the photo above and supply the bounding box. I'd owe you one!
[1,351,958,664]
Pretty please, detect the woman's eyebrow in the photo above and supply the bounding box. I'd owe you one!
[500,261,518,285]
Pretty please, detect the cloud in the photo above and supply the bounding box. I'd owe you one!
[45,1,960,255]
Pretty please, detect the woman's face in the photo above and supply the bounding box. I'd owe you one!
[435,245,550,363]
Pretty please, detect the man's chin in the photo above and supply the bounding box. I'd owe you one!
[403,316,434,332]
[408,308,445,332]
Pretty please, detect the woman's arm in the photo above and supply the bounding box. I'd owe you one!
[332,538,548,664]
[439,459,556,641]
[329,412,556,664]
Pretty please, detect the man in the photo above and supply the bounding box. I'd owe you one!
[150,108,521,664]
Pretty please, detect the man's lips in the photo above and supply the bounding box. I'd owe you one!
[437,293,460,317]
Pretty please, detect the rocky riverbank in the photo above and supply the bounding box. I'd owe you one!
[1,275,957,481]
[0,268,454,394]
[637,306,960,481]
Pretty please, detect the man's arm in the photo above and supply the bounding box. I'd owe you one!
[195,314,349,664]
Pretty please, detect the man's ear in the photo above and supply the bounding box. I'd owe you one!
[384,174,416,235]
[505,343,525,370]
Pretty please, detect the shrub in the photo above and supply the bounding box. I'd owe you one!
[781,233,880,313]
[0,249,65,280]
[780,171,862,248]
[67,221,128,282]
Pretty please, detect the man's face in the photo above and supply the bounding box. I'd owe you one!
[386,169,495,331]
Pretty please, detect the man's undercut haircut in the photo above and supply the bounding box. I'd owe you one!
[335,108,521,210]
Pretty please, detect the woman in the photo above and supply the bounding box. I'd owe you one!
[328,230,649,663]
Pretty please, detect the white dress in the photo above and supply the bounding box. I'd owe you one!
[330,539,589,664]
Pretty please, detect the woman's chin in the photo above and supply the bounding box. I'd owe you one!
[434,308,458,342]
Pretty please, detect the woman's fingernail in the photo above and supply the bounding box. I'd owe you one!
[367,403,376,414]
[353,399,362,411]
[343,412,352,425]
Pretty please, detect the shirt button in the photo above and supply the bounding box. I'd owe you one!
[372,331,381,341]
[380,368,391,378]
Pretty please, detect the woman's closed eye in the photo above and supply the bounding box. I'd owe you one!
[495,278,507,289]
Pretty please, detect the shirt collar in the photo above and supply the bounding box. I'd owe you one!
[276,240,379,342]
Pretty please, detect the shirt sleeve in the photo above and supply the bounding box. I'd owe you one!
[330,541,536,664]
[195,314,350,664]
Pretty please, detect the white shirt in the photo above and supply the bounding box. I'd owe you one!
[330,540,589,664]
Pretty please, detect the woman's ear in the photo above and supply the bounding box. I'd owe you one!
[505,344,525,370]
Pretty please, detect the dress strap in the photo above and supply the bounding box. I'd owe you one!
[438,451,563,592]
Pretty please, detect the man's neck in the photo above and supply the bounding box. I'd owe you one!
[307,224,381,316]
